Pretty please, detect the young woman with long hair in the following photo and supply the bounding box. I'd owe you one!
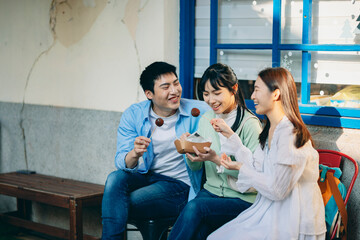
[168,63,262,240]
[208,67,326,240]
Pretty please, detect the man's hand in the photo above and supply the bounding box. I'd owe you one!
[186,146,221,165]
[125,136,151,168]
[133,136,151,157]
[210,118,234,139]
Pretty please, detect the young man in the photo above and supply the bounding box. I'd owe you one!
[101,62,209,239]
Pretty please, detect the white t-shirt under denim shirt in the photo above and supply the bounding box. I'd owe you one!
[149,108,190,186]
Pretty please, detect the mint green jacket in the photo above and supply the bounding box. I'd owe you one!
[186,110,262,203]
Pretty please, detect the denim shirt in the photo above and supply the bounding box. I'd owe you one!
[115,98,210,199]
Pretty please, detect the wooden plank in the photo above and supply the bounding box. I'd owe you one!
[32,174,104,192]
[69,199,82,240]
[0,172,104,199]
[0,184,70,208]
[0,213,100,240]
[0,213,69,239]
[0,172,103,240]
[80,195,103,207]
[17,198,31,219]
[0,172,104,194]
[0,172,103,192]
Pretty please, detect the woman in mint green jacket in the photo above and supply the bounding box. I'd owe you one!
[168,63,262,240]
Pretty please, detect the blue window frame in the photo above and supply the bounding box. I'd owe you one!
[180,0,360,129]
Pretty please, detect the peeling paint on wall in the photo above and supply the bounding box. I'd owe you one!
[19,0,108,172]
[122,0,140,41]
[50,0,107,47]
[0,0,176,112]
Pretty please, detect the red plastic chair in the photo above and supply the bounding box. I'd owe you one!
[317,149,359,240]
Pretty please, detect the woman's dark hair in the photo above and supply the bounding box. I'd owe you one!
[257,67,313,149]
[140,62,177,93]
[197,63,252,132]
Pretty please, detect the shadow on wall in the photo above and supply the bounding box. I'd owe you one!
[310,106,343,152]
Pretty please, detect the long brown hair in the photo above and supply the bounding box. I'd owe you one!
[258,67,312,149]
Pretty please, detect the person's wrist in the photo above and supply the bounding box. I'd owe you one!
[212,155,221,165]
[125,150,140,168]
[224,131,233,139]
[130,149,141,160]
[236,163,242,171]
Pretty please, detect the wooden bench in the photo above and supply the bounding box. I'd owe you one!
[0,172,104,240]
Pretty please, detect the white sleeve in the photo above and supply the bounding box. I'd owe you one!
[236,162,296,201]
[221,133,253,166]
[236,130,308,201]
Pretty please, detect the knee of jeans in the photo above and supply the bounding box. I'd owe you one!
[181,199,202,221]
[104,170,128,192]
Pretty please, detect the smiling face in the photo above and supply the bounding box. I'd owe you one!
[203,80,236,114]
[145,73,182,117]
[251,76,275,115]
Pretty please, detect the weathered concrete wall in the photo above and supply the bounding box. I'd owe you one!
[0,0,179,237]
[0,102,120,236]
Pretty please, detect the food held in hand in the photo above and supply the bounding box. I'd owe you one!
[191,108,200,117]
[174,132,211,154]
[191,107,212,122]
[150,118,164,138]
[155,118,164,127]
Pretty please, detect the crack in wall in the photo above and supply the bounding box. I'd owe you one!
[121,16,142,103]
[133,41,142,102]
[135,0,149,102]
[138,0,149,13]
[122,0,149,103]
[19,1,59,171]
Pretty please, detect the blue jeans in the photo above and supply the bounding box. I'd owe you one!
[101,169,189,240]
[168,189,252,240]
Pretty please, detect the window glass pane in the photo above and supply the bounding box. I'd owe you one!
[217,49,272,98]
[281,0,303,44]
[312,0,360,44]
[218,0,273,44]
[280,51,302,97]
[195,0,210,78]
[310,51,360,108]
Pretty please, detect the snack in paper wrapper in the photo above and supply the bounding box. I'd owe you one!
[174,132,211,154]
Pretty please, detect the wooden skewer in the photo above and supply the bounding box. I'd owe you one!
[149,118,164,138]
[191,108,212,123]
[149,126,157,139]
[200,114,212,123]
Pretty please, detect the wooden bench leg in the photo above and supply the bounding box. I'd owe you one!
[123,229,127,240]
[17,198,31,219]
[69,199,83,240]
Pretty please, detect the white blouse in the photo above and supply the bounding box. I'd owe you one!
[208,116,326,240]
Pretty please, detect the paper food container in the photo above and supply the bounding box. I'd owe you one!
[174,132,211,154]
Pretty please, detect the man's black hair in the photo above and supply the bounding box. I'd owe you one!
[140,62,178,93]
